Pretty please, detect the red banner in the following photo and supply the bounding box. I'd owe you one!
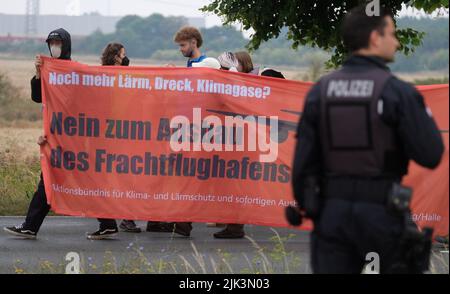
[40,57,448,235]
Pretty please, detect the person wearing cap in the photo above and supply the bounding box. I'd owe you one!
[4,28,72,239]
[31,28,72,103]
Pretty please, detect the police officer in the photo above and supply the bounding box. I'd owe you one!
[292,5,444,274]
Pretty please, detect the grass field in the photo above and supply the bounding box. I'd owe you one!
[0,127,42,215]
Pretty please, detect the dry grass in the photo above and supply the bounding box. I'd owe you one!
[0,127,42,159]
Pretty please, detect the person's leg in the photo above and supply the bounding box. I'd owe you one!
[311,199,365,274]
[145,221,191,237]
[146,221,175,232]
[354,203,420,274]
[98,219,118,230]
[311,231,364,274]
[4,173,50,239]
[23,173,50,233]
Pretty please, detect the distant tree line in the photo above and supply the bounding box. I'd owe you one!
[0,14,447,72]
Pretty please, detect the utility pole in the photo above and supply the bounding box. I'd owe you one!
[25,0,40,36]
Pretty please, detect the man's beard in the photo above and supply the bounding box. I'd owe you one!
[183,49,193,58]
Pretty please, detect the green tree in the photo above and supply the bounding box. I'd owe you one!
[201,0,449,67]
[200,26,247,51]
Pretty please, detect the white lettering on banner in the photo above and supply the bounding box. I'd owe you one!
[197,79,270,99]
[154,77,193,92]
[49,72,80,85]
[119,74,151,89]
[327,79,374,98]
[46,70,273,99]
[82,74,115,87]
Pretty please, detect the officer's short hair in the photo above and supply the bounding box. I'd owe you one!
[174,26,203,48]
[341,4,393,52]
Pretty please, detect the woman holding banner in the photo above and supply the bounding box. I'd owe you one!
[87,43,139,240]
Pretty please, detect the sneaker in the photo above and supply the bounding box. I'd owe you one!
[146,221,175,232]
[4,225,37,239]
[87,227,118,240]
[174,222,193,237]
[119,220,141,233]
[213,228,245,239]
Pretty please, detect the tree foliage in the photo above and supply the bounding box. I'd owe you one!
[201,0,449,66]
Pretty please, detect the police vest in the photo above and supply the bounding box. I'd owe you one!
[319,67,399,177]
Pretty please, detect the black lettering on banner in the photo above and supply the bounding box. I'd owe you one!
[50,146,90,171]
[50,112,99,137]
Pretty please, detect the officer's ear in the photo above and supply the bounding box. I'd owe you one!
[368,29,381,50]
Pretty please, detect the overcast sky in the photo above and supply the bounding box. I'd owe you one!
[0,0,224,27]
[1,0,447,27]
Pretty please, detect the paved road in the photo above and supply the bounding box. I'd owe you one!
[0,217,312,274]
[0,217,447,274]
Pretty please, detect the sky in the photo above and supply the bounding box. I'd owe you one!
[1,0,448,28]
[0,0,224,27]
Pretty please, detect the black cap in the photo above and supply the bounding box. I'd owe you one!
[46,31,62,43]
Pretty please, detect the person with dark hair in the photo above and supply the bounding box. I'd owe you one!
[234,51,254,74]
[4,28,72,239]
[100,43,129,66]
[235,51,262,75]
[292,4,444,273]
[174,26,206,67]
[260,68,285,79]
[87,43,139,240]
[212,51,269,239]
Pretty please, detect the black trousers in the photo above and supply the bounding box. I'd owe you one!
[97,218,117,230]
[311,198,415,274]
[23,173,50,233]
[23,173,118,232]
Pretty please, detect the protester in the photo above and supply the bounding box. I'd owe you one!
[174,26,206,67]
[217,51,239,71]
[212,51,261,239]
[234,51,260,75]
[4,28,72,239]
[145,27,210,237]
[260,68,286,79]
[87,43,140,240]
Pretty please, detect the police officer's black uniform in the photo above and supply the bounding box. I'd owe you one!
[292,55,444,273]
